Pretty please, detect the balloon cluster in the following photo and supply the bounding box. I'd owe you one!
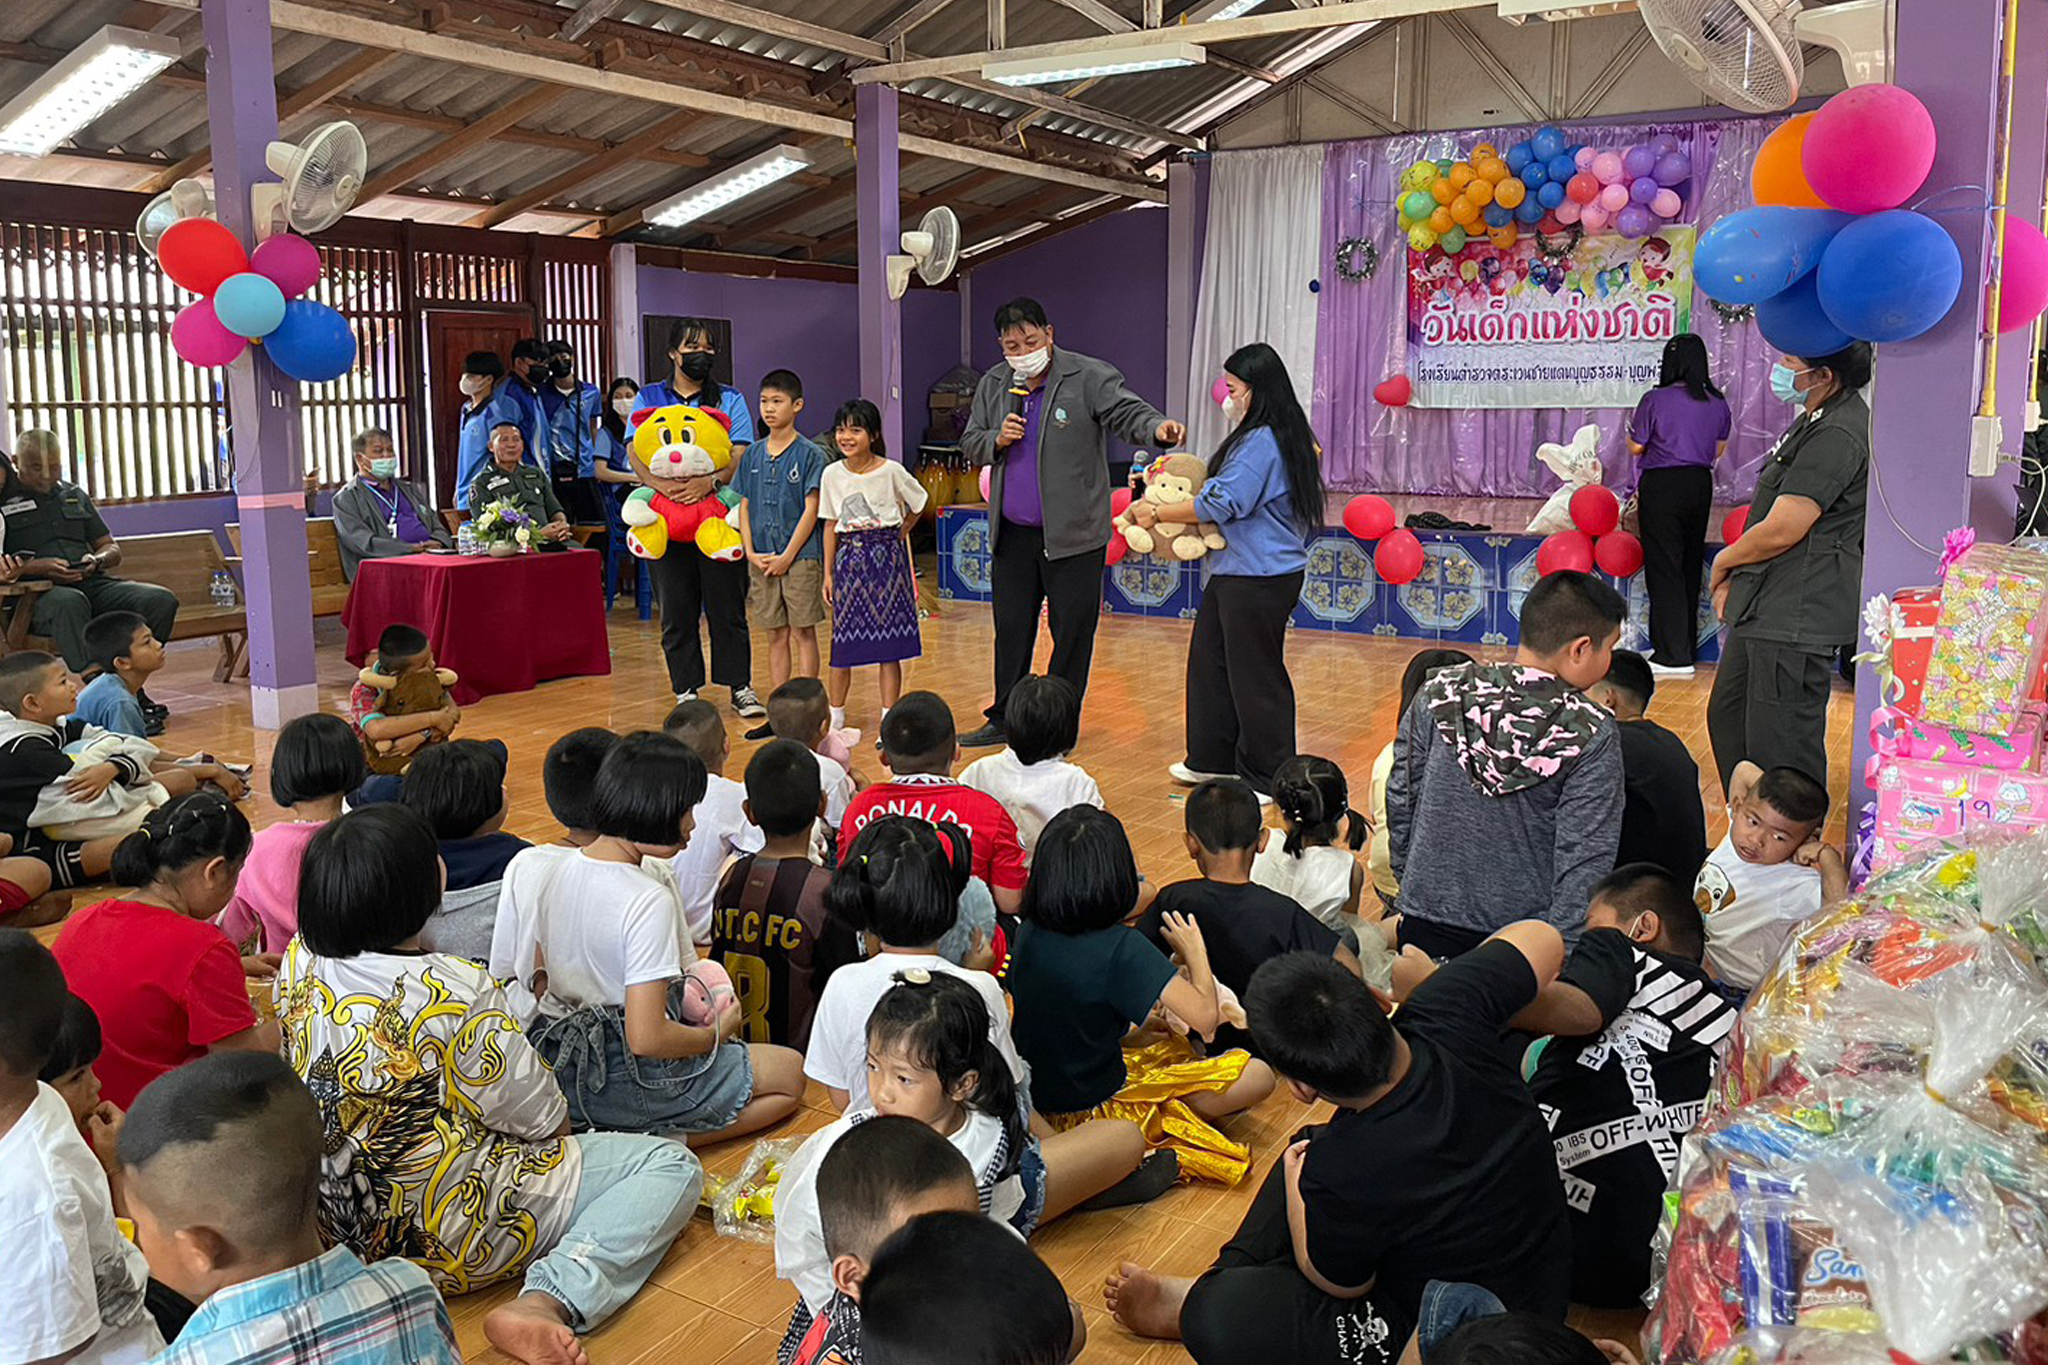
[158,220,358,383]
[1537,487,1643,578]
[1396,126,1691,254]
[1697,85,2046,350]
[1340,495,1425,585]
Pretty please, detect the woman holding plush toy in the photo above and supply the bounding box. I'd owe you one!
[1127,342,1324,799]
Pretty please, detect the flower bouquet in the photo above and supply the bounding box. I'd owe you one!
[471,498,534,556]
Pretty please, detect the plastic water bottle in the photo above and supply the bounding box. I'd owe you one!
[458,524,477,556]
[210,570,236,608]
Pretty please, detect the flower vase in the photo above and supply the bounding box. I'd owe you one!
[487,541,518,557]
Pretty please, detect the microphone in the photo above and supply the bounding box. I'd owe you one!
[1007,385,1029,421]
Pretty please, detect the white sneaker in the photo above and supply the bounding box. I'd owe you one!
[731,686,767,718]
[1648,661,1696,678]
[675,690,698,704]
[1169,762,1232,785]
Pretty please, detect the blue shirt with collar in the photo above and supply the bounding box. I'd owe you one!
[540,381,601,477]
[633,379,757,447]
[732,432,827,560]
[1193,424,1312,578]
[73,673,147,737]
[152,1245,461,1365]
[454,388,524,510]
[500,378,550,469]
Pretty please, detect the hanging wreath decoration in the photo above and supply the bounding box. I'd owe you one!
[1534,221,1584,262]
[1709,298,1756,327]
[1334,237,1379,283]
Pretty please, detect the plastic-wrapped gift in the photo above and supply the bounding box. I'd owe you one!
[1920,544,2048,735]
[1870,758,2048,874]
[1886,587,1942,716]
[1872,703,2046,773]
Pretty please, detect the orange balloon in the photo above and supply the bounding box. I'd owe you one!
[1471,143,1499,162]
[1464,178,1495,208]
[1428,205,1456,234]
[1489,224,1520,251]
[1431,178,1458,205]
[1752,111,1828,208]
[1476,157,1510,185]
[1449,195,1480,225]
[1449,163,1477,191]
[1494,177,1527,209]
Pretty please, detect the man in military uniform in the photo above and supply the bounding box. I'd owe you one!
[6,432,179,718]
[467,422,575,545]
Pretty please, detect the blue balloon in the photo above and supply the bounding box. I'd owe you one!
[1694,206,1855,306]
[1530,126,1567,161]
[1757,273,1853,357]
[264,300,356,383]
[1546,154,1577,184]
[1514,199,1546,225]
[1815,210,1964,343]
[212,272,286,340]
[1520,160,1549,189]
[1537,181,1566,210]
[1483,203,1514,229]
[1505,142,1534,173]
[1566,144,1588,160]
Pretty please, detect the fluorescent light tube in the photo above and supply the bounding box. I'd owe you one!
[984,42,1206,88]
[0,26,180,158]
[1196,0,1265,21]
[646,144,814,229]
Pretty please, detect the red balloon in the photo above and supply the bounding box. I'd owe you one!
[1110,487,1134,520]
[158,218,250,297]
[1593,530,1645,577]
[1567,172,1601,205]
[1568,484,1620,537]
[1722,505,1751,543]
[1342,494,1397,542]
[1375,528,1426,586]
[1373,374,1413,407]
[1536,531,1595,576]
[1104,535,1129,566]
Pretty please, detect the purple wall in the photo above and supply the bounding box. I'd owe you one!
[634,265,963,447]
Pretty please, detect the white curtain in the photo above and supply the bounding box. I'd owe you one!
[1185,145,1324,459]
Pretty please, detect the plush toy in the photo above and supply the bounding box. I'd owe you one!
[1525,423,1607,535]
[1115,453,1228,561]
[356,663,459,776]
[621,404,745,561]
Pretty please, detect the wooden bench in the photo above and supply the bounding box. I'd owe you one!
[225,518,350,618]
[23,530,248,682]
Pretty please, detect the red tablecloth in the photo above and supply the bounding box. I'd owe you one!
[342,550,611,704]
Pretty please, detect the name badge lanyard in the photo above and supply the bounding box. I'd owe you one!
[364,480,402,537]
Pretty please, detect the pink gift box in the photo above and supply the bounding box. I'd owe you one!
[1919,545,2048,735]
[1886,704,2046,772]
[1871,756,2048,872]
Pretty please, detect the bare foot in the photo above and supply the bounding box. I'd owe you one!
[1104,1261,1190,1340]
[0,895,70,930]
[484,1293,589,1365]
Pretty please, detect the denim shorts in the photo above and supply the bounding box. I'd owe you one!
[530,983,755,1136]
[1008,1138,1047,1238]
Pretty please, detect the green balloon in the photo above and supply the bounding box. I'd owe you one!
[1408,224,1438,252]
[1436,158,1456,173]
[1401,190,1435,220]
[1440,224,1468,254]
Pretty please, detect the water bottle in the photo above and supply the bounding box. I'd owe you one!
[457,524,477,556]
[210,570,236,608]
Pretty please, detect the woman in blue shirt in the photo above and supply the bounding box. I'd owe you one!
[1128,342,1322,797]
[630,318,763,715]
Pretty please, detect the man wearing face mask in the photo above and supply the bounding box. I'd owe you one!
[539,339,603,529]
[959,297,1185,748]
[333,428,452,579]
[503,338,553,474]
[1706,342,1873,793]
[454,351,521,511]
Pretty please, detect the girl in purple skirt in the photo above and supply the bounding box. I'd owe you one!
[821,399,929,722]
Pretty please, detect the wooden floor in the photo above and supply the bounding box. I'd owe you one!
[55,590,1854,1364]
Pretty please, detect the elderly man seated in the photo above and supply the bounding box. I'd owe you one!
[3,430,180,721]
[332,427,452,579]
[467,422,574,546]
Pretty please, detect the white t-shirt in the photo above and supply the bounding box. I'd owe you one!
[775,1108,1021,1313]
[1695,834,1824,990]
[490,847,684,1019]
[814,751,854,830]
[0,1084,162,1365]
[668,773,763,947]
[819,459,929,532]
[804,952,1022,1112]
[1251,842,1360,937]
[957,748,1103,861]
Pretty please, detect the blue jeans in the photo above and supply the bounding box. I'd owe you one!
[1416,1282,1506,1358]
[523,1133,702,1332]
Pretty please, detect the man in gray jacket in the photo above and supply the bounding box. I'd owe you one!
[332,428,452,579]
[958,297,1184,747]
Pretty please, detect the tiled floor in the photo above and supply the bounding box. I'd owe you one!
[46,587,1853,1363]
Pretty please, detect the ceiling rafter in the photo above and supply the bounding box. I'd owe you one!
[807,167,1010,256]
[466,107,701,228]
[358,83,563,201]
[964,195,1129,267]
[622,0,890,61]
[1047,0,1137,33]
[873,0,963,46]
[946,73,1199,150]
[557,0,628,40]
[143,47,400,191]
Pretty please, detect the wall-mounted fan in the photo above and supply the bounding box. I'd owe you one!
[1637,0,1803,113]
[136,177,213,258]
[889,206,961,300]
[252,120,367,238]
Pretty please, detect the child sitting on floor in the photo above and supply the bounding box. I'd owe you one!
[0,928,165,1364]
[490,730,805,1142]
[121,1052,462,1365]
[347,624,460,801]
[540,725,616,846]
[1590,650,1708,884]
[399,738,529,959]
[52,792,277,1111]
[37,991,121,1180]
[217,713,364,957]
[1367,649,1472,912]
[665,698,762,950]
[769,677,859,831]
[958,674,1104,863]
[1007,806,1274,1188]
[711,739,857,1050]
[1695,762,1847,994]
[775,1115,980,1365]
[1255,756,1372,942]
[862,1211,1081,1365]
[279,804,702,1365]
[72,611,166,739]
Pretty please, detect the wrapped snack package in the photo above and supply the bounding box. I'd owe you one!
[1886,587,1942,717]
[1874,704,2047,773]
[701,1135,803,1243]
[1919,543,2048,736]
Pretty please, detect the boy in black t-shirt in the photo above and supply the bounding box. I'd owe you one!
[1136,779,1358,1054]
[1591,651,1708,884]
[1519,863,1737,1306]
[1106,924,1572,1365]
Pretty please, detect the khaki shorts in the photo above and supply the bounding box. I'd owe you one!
[748,556,827,629]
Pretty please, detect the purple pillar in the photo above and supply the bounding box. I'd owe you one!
[1166,161,1198,421]
[1853,0,2048,806]
[857,84,905,462]
[203,0,317,728]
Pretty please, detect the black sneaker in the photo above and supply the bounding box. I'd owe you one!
[1075,1150,1181,1211]
[137,689,169,720]
[744,721,773,741]
[959,723,1007,749]
[143,713,166,738]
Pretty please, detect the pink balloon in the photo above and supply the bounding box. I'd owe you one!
[250,233,322,299]
[1210,374,1230,406]
[1580,203,1612,233]
[1649,188,1684,219]
[171,298,246,367]
[1598,182,1631,213]
[1574,146,1597,171]
[1999,216,2048,334]
[1802,84,1936,214]
[978,465,992,502]
[1591,151,1625,185]
[1553,199,1583,226]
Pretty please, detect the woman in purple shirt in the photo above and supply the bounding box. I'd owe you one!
[1627,334,1730,676]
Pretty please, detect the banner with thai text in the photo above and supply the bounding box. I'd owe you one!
[1406,226,1697,409]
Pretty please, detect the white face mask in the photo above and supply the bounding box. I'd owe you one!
[613,397,635,418]
[1220,392,1245,424]
[459,374,490,398]
[1009,346,1051,381]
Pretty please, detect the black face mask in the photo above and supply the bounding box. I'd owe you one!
[549,357,573,378]
[678,351,716,383]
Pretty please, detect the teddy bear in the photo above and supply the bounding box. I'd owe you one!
[1115,453,1228,561]
[1525,423,1606,535]
[620,404,745,561]
[356,662,460,776]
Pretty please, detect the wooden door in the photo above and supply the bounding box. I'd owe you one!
[424,309,534,507]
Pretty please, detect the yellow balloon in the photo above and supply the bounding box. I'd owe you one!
[1404,161,1438,191]
[1464,178,1494,208]
[1429,205,1456,234]
[1449,196,1480,226]
[1494,177,1527,209]
[1431,178,1458,206]
[1408,223,1439,252]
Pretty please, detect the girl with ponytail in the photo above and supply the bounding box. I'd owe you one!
[51,792,274,1110]
[1252,756,1396,989]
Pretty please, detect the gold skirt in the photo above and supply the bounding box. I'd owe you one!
[1045,1035,1253,1187]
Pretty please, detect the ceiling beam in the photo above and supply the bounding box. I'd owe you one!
[328,95,713,167]
[1302,74,1406,133]
[143,47,401,191]
[359,84,563,201]
[558,0,629,40]
[1047,0,1137,33]
[1437,12,1548,123]
[809,169,1010,256]
[899,133,1163,202]
[622,0,890,61]
[872,0,962,46]
[964,196,1129,268]
[467,107,699,228]
[952,73,1201,149]
[851,0,1490,82]
[1569,24,1653,118]
[1206,51,1282,82]
[1000,75,1101,141]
